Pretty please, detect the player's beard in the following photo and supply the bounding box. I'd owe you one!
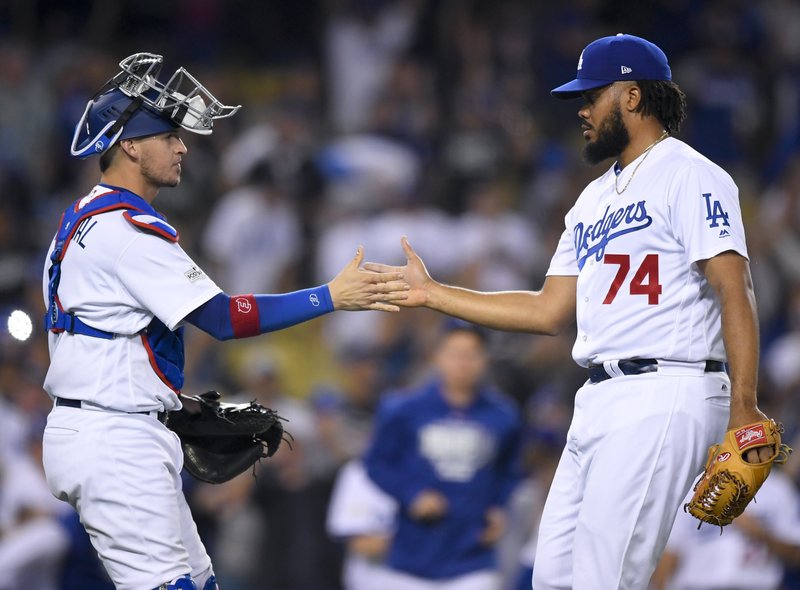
[140,155,181,188]
[583,105,630,165]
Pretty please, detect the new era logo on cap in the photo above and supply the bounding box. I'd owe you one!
[551,33,672,98]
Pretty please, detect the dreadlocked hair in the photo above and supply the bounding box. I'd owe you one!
[634,80,687,134]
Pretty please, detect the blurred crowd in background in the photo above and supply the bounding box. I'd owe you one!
[4,0,800,588]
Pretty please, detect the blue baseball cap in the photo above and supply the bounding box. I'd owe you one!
[551,34,671,99]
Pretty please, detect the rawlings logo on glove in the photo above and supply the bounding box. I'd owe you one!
[736,423,767,449]
[685,418,792,528]
[166,391,289,484]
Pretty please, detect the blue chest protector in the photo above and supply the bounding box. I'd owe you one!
[44,187,185,392]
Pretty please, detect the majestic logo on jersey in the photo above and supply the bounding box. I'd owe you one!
[419,419,495,482]
[702,192,730,228]
[573,200,653,269]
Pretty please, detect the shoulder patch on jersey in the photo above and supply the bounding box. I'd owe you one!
[122,211,179,242]
[184,265,206,283]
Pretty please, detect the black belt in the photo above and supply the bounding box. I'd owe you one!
[55,397,167,423]
[587,359,725,384]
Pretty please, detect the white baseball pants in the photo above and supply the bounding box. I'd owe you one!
[532,368,730,589]
[42,405,213,590]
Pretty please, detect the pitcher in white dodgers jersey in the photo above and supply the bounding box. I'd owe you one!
[40,53,407,590]
[364,34,782,589]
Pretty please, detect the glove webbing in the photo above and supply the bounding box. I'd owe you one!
[686,470,750,529]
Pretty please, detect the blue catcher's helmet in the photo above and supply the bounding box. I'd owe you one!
[71,88,178,158]
[71,53,241,158]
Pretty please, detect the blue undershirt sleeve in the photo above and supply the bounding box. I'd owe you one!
[184,286,334,340]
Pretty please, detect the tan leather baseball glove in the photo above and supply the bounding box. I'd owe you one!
[685,419,792,528]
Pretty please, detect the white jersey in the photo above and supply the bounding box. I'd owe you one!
[546,137,748,367]
[42,185,221,412]
[665,470,800,590]
[327,460,397,590]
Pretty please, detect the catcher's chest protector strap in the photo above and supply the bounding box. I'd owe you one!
[44,186,173,339]
[123,210,179,242]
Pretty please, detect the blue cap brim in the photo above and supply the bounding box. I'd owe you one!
[550,78,612,99]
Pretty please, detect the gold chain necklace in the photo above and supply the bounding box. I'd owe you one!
[614,131,669,195]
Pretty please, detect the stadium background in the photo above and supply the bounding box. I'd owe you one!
[2,0,800,588]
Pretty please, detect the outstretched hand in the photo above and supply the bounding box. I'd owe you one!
[363,237,433,308]
[327,246,409,312]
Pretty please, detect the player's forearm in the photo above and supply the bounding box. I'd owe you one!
[425,279,574,336]
[184,288,333,340]
[700,252,760,412]
[764,537,800,566]
[738,520,800,566]
[716,266,759,410]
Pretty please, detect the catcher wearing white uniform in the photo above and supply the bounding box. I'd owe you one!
[41,53,406,590]
[365,34,782,589]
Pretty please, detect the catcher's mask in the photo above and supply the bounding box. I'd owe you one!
[71,52,241,158]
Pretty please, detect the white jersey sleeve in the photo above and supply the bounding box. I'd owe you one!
[668,159,748,264]
[327,460,397,539]
[327,460,398,590]
[546,227,580,277]
[116,231,221,331]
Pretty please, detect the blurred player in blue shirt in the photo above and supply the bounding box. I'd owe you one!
[364,320,523,590]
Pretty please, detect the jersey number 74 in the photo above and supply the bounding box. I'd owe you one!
[602,253,662,304]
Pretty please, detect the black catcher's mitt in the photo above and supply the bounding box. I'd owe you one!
[167,391,286,484]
